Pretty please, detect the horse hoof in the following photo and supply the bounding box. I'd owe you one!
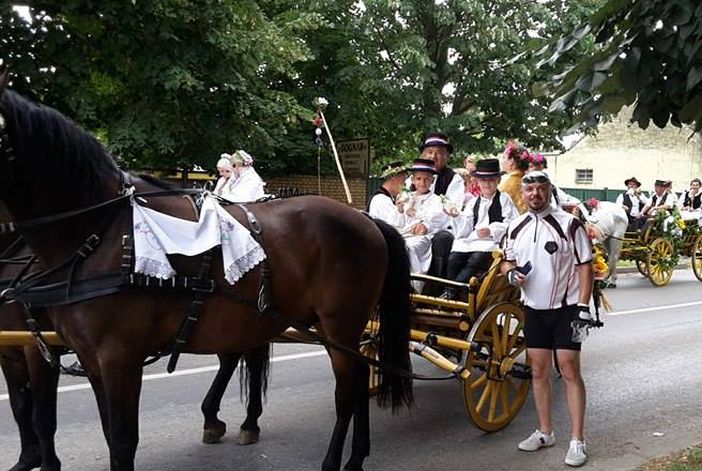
[237,429,260,446]
[202,423,226,444]
[9,459,41,471]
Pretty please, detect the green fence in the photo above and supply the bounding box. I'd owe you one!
[366,176,624,203]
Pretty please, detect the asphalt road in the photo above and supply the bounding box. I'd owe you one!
[2,269,702,470]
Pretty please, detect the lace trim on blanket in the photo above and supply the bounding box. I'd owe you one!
[225,244,267,284]
[134,257,176,280]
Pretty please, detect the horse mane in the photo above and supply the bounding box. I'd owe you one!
[1,90,120,206]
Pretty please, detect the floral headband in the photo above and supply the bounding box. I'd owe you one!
[504,141,531,161]
[530,153,545,164]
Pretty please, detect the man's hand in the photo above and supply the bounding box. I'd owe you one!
[507,269,526,287]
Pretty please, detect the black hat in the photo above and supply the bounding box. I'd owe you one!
[379,161,408,179]
[654,179,670,187]
[624,177,641,187]
[418,132,453,154]
[471,158,505,178]
[409,158,438,174]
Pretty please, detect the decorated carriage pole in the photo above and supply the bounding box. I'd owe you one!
[314,97,353,204]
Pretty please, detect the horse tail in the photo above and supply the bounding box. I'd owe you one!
[372,218,414,411]
[239,343,271,406]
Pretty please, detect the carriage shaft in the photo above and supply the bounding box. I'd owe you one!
[0,331,63,346]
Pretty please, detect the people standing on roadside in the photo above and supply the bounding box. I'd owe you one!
[499,140,531,213]
[501,170,594,468]
[615,177,648,231]
[222,150,266,202]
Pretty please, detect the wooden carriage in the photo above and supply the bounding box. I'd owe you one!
[619,215,702,286]
[362,250,530,432]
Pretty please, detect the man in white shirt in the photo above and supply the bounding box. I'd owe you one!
[501,171,593,468]
[440,158,518,299]
[615,177,648,231]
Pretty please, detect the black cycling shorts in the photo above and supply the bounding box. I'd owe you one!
[524,305,582,351]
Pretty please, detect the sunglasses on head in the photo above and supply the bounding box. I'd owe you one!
[521,173,550,185]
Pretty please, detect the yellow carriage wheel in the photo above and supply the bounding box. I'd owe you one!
[692,235,702,282]
[359,339,380,396]
[635,259,649,277]
[462,302,530,432]
[646,238,675,286]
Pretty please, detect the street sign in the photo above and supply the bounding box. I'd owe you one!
[336,138,370,177]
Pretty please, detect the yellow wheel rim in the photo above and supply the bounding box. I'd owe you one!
[692,235,702,282]
[647,238,674,286]
[463,302,530,432]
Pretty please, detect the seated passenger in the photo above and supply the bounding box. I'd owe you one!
[639,179,677,231]
[396,158,447,292]
[678,178,702,212]
[367,160,409,228]
[440,158,518,299]
[222,150,266,202]
[615,177,648,231]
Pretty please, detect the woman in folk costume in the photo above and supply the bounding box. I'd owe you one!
[397,158,447,292]
[221,149,266,202]
[367,160,409,228]
[499,140,531,214]
[440,158,518,299]
[213,156,234,197]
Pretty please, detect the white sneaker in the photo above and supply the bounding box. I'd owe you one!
[518,429,556,451]
[565,438,587,467]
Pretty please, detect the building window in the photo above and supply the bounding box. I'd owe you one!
[575,168,593,184]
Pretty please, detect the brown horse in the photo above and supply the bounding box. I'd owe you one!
[0,231,270,470]
[0,82,413,470]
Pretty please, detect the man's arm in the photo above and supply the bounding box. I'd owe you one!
[577,262,594,305]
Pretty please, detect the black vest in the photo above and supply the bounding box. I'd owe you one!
[434,167,456,196]
[473,190,504,226]
[683,191,702,209]
[622,193,645,216]
[366,186,392,212]
[650,192,669,208]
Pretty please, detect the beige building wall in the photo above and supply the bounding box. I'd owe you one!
[549,110,702,194]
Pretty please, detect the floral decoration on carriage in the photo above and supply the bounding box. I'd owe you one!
[652,207,686,271]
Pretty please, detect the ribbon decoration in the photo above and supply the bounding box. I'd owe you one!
[315,97,353,204]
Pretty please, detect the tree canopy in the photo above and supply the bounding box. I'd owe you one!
[537,0,702,134]
[1,1,601,175]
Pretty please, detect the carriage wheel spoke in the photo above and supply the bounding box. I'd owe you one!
[476,381,493,414]
[470,372,487,390]
[488,381,499,422]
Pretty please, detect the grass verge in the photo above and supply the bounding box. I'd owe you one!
[640,445,702,470]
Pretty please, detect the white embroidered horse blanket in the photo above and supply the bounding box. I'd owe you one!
[132,195,266,284]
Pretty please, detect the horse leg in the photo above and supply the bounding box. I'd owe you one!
[98,356,144,471]
[1,349,41,471]
[24,346,61,471]
[343,361,370,471]
[606,237,622,287]
[201,353,240,444]
[322,349,364,471]
[238,344,270,446]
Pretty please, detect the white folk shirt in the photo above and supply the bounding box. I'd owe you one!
[367,188,404,230]
[615,190,648,217]
[503,206,592,310]
[222,167,266,202]
[405,172,464,230]
[400,192,445,236]
[450,192,518,253]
